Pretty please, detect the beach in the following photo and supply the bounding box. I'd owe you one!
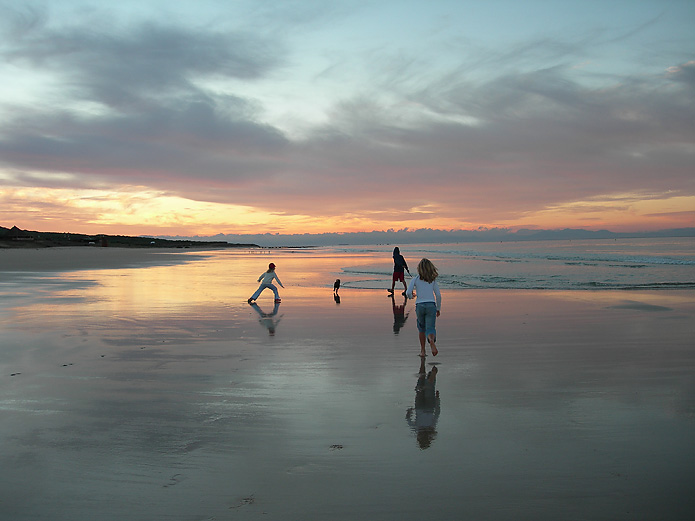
[1,246,694,520]
[0,246,216,274]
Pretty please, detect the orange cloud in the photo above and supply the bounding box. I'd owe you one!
[1,186,693,236]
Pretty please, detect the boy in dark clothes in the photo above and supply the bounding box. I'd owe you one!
[389,246,410,295]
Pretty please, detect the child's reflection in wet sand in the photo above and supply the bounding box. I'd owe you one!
[390,294,409,334]
[249,301,282,336]
[406,357,441,450]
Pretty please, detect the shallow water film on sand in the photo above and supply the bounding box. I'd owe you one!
[332,238,695,290]
[1,243,694,520]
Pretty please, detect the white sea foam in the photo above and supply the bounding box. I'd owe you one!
[331,237,695,290]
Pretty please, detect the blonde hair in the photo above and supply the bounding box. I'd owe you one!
[417,258,438,283]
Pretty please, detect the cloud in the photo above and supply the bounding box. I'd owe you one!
[270,56,694,219]
[0,3,693,233]
[0,97,288,185]
[1,5,284,107]
[667,60,695,89]
[0,4,290,191]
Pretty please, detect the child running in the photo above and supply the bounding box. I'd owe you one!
[406,258,441,357]
[248,263,284,303]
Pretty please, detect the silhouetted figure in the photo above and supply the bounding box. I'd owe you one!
[406,358,440,450]
[389,247,410,295]
[248,262,284,303]
[333,279,341,303]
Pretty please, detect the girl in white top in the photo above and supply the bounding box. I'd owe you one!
[406,258,441,357]
[248,262,284,303]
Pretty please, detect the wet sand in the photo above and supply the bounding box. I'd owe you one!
[0,246,213,275]
[1,249,694,520]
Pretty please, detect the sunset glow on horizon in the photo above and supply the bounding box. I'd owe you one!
[1,1,693,238]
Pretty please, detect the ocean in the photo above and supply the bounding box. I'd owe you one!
[310,237,695,291]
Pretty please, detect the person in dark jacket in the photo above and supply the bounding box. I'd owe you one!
[389,246,410,295]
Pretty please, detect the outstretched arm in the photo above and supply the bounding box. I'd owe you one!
[406,276,417,299]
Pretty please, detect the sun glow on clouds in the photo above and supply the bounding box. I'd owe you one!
[1,186,444,236]
[0,187,283,235]
[4,184,690,237]
[513,193,695,232]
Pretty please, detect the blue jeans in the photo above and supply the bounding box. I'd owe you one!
[416,302,437,338]
[251,283,279,300]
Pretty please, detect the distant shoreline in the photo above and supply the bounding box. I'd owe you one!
[0,225,259,250]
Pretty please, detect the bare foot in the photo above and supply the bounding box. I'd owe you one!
[419,352,426,358]
[428,334,438,356]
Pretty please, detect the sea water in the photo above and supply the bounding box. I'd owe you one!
[325,237,695,291]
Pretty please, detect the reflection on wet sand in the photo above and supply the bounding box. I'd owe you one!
[334,279,341,304]
[406,357,440,450]
[249,301,282,336]
[2,250,694,520]
[391,294,409,334]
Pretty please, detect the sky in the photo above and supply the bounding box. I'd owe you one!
[0,0,693,237]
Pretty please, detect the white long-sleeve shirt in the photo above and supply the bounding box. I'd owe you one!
[258,271,284,287]
[406,275,441,311]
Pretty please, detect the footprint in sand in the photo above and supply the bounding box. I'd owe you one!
[230,495,256,509]
[163,473,185,488]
